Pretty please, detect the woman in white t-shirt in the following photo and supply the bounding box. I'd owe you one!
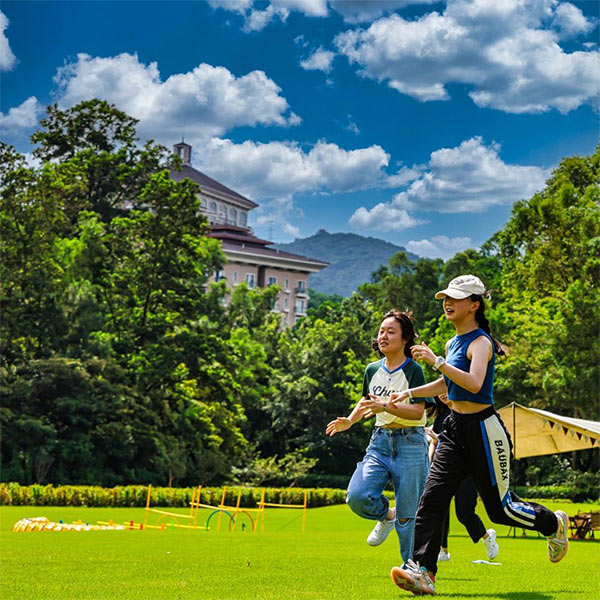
[326,310,432,566]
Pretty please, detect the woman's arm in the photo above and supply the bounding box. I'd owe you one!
[325,398,365,436]
[411,337,492,394]
[360,393,426,420]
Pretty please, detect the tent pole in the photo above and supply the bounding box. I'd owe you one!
[513,402,517,460]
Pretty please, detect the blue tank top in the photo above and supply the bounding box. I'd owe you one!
[443,328,495,405]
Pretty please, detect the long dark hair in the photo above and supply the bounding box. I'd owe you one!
[372,310,419,358]
[470,295,505,356]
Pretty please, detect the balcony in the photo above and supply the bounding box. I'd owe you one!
[295,285,308,297]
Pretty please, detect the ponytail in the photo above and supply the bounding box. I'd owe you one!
[471,295,505,356]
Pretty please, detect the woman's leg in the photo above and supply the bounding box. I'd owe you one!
[439,510,450,550]
[389,427,430,565]
[461,408,558,537]
[454,475,486,543]
[411,414,470,575]
[346,429,392,522]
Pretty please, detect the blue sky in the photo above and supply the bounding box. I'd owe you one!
[1,0,598,258]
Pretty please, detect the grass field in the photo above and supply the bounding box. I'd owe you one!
[1,501,599,599]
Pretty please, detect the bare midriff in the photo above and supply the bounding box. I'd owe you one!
[449,400,490,414]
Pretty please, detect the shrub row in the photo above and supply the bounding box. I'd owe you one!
[0,483,348,508]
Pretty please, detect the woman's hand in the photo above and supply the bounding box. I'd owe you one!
[439,392,453,408]
[325,417,352,437]
[410,341,436,367]
[425,427,439,445]
[389,390,410,406]
[359,394,388,419]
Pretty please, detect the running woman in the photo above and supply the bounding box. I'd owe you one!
[325,310,432,566]
[427,396,499,563]
[389,275,569,596]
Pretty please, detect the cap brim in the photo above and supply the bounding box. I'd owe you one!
[435,288,471,300]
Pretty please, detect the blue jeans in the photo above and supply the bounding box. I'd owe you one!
[346,426,429,564]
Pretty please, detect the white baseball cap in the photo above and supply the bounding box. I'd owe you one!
[435,274,486,300]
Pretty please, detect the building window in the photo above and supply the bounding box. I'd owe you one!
[229,207,237,225]
[209,200,217,213]
[284,279,289,290]
[284,297,289,309]
[218,203,227,221]
[233,271,238,283]
[268,276,277,286]
[245,273,256,288]
[215,269,226,282]
[297,280,306,293]
[295,299,305,314]
[239,211,247,227]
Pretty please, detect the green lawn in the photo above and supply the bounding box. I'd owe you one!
[1,501,598,599]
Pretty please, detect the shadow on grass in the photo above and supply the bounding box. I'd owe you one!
[438,592,585,599]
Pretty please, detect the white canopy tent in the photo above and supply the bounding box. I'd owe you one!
[497,402,600,459]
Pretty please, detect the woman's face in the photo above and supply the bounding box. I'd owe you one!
[442,296,478,322]
[377,317,405,355]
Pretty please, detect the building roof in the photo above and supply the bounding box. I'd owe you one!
[220,240,329,271]
[170,164,258,209]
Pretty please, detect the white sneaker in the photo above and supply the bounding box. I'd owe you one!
[438,549,451,562]
[548,511,569,563]
[367,514,396,546]
[483,528,499,560]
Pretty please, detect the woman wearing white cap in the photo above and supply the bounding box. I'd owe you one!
[388,275,569,596]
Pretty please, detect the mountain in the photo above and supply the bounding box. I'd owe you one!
[273,229,419,297]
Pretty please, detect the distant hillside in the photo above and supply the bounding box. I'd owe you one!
[274,230,419,297]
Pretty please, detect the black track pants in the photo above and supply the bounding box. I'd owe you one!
[439,474,486,548]
[413,406,558,574]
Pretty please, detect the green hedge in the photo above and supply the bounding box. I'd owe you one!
[0,483,347,508]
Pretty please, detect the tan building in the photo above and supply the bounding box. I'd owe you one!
[170,142,328,326]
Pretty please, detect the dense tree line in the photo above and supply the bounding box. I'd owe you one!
[1,100,598,492]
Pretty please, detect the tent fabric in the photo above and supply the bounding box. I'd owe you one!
[497,402,600,459]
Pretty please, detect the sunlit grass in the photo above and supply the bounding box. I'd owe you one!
[1,501,598,599]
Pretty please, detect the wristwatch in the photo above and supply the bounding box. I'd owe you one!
[432,356,446,371]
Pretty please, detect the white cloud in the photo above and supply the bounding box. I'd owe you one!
[0,96,43,133]
[300,47,335,72]
[210,0,328,31]
[194,137,391,199]
[0,11,16,71]
[348,137,549,232]
[406,235,473,259]
[208,0,437,30]
[52,52,300,140]
[329,0,437,23]
[345,116,360,134]
[393,137,549,213]
[334,0,600,114]
[553,3,596,39]
[349,204,427,231]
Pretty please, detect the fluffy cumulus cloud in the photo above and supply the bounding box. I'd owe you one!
[300,47,335,72]
[392,137,550,212]
[552,2,596,39]
[0,96,43,134]
[335,0,600,113]
[208,0,436,30]
[349,136,549,231]
[329,0,437,23]
[195,137,391,199]
[209,0,328,31]
[0,11,16,71]
[349,204,427,231]
[52,52,300,140]
[406,235,473,259]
